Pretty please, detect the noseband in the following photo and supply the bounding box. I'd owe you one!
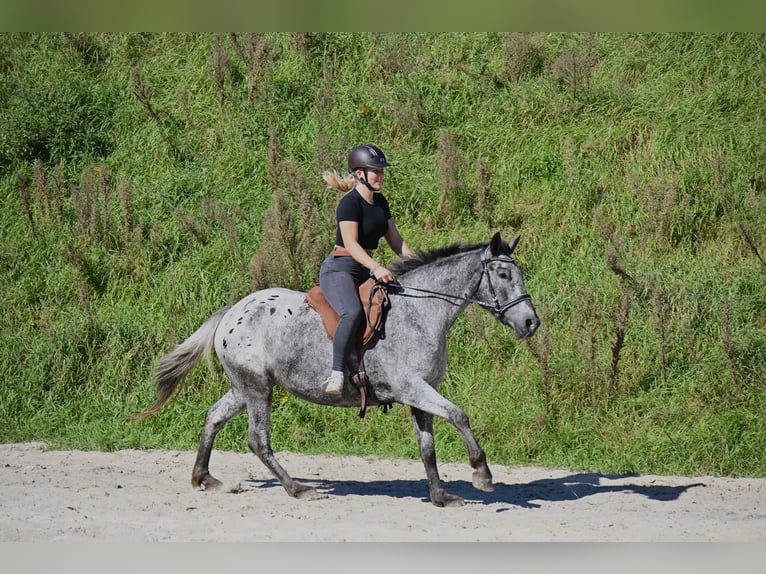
[386,246,532,317]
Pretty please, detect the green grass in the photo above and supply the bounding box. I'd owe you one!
[2,32,765,478]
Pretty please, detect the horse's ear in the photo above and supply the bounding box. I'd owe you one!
[508,235,521,255]
[489,232,503,255]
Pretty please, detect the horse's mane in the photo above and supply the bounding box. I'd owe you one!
[388,241,489,276]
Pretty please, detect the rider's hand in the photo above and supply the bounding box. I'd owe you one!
[371,266,394,283]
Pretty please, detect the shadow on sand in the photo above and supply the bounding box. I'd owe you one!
[241,472,706,508]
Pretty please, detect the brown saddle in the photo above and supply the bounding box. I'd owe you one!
[306,278,390,347]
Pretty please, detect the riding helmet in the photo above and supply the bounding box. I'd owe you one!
[348,144,391,172]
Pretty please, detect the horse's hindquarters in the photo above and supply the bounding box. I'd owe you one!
[213,289,341,399]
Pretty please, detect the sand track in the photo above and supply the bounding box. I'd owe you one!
[2,442,764,542]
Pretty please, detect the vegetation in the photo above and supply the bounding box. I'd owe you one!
[2,32,765,477]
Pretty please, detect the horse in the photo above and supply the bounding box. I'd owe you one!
[135,232,540,507]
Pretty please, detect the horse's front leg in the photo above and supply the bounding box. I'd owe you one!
[402,382,494,503]
[411,408,465,507]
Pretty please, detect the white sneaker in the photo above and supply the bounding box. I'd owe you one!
[324,370,344,395]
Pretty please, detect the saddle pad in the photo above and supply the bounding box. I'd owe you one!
[306,279,389,346]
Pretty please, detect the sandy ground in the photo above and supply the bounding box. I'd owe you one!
[1,441,765,543]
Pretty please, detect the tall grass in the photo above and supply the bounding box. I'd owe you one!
[2,32,765,477]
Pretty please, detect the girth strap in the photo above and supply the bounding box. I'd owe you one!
[352,358,391,419]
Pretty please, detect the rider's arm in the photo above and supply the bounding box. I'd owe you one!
[339,221,394,282]
[385,219,415,258]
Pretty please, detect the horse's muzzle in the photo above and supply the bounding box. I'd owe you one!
[522,314,541,338]
[506,308,540,339]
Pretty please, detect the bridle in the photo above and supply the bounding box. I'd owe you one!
[478,247,533,318]
[385,246,532,319]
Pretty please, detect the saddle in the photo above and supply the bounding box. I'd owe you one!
[306,279,391,417]
[306,278,390,346]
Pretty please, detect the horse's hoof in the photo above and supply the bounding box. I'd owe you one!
[292,484,327,501]
[194,475,223,491]
[432,490,465,508]
[472,471,494,493]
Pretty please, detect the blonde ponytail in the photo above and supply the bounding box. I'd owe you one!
[322,169,356,192]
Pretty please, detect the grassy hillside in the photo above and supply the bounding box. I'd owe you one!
[1,32,765,476]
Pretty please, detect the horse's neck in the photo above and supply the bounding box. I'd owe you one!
[397,251,482,329]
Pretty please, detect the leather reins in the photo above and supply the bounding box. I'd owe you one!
[384,247,532,319]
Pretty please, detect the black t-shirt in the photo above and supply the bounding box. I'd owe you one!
[335,189,392,250]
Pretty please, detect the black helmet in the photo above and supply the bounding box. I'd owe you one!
[347,144,391,172]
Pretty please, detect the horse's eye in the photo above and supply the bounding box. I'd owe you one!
[496,270,510,280]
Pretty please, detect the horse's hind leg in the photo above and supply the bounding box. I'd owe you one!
[244,387,327,501]
[411,408,465,508]
[192,389,245,490]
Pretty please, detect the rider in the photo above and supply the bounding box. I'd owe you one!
[319,144,415,395]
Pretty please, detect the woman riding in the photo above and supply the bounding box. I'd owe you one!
[319,144,415,395]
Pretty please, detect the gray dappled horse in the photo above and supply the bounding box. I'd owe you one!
[136,232,539,507]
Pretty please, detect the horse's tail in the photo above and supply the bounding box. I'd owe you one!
[132,306,231,420]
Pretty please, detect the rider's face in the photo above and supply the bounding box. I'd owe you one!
[359,168,384,190]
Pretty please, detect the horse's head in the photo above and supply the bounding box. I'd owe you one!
[477,232,540,339]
